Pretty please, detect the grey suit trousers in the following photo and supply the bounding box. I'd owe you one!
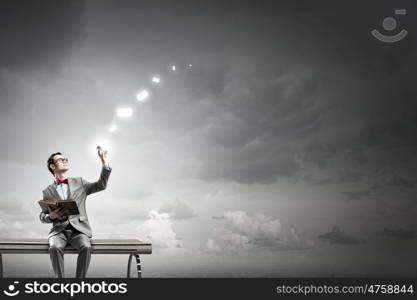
[49,223,92,278]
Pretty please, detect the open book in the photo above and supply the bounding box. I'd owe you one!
[38,199,80,216]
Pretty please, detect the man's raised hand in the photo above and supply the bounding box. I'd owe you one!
[97,146,109,165]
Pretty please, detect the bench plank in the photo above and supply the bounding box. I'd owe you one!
[0,239,152,254]
[0,239,151,278]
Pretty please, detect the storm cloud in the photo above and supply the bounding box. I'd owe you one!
[206,211,313,253]
[318,227,365,245]
[376,227,417,240]
[0,0,85,72]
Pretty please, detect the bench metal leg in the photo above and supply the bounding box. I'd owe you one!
[127,253,141,278]
[0,254,3,278]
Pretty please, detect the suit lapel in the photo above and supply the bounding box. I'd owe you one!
[67,178,75,200]
[48,183,62,201]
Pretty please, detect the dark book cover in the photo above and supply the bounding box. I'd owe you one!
[38,199,79,216]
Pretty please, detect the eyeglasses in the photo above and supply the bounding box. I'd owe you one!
[55,158,69,164]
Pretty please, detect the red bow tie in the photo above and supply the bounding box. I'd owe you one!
[56,178,68,185]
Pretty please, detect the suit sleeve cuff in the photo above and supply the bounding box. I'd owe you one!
[103,163,112,171]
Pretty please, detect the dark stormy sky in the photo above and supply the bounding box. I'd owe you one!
[0,0,416,277]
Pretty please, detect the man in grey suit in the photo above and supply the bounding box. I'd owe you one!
[39,150,111,278]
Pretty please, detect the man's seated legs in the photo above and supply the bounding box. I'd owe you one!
[69,231,92,278]
[49,232,68,278]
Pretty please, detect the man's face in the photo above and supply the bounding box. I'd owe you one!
[51,154,69,173]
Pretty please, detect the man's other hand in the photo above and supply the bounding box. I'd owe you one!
[48,207,67,220]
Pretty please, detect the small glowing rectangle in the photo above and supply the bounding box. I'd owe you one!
[151,76,161,84]
[136,89,149,102]
[395,9,406,15]
[172,65,176,71]
[116,107,133,117]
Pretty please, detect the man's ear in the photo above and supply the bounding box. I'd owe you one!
[50,164,55,171]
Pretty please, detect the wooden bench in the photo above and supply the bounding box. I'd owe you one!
[0,239,152,278]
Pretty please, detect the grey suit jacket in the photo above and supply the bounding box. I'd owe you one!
[39,166,111,239]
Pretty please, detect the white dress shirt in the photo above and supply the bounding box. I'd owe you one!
[55,179,70,200]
